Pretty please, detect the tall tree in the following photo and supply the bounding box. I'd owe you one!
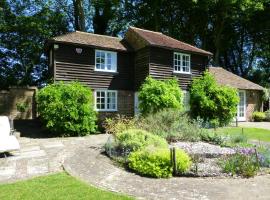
[0,0,68,89]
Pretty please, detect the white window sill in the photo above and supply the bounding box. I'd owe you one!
[96,109,118,112]
[94,69,118,73]
[173,71,191,75]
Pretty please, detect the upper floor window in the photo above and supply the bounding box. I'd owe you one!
[174,52,190,74]
[95,90,117,111]
[95,50,117,72]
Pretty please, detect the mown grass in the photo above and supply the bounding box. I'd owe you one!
[215,127,270,142]
[0,173,134,200]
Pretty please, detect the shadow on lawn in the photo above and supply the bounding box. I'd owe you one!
[14,119,55,138]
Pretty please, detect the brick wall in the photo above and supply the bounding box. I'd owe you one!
[0,87,37,119]
[97,90,134,123]
[246,90,263,121]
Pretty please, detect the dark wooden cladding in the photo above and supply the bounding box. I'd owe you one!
[149,47,207,90]
[134,47,150,91]
[52,42,208,92]
[54,43,134,90]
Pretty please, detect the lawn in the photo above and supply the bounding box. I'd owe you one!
[215,127,270,142]
[0,173,134,200]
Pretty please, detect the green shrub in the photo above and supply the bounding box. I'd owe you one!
[199,130,224,145]
[116,129,168,152]
[128,147,191,178]
[252,111,266,122]
[104,115,136,134]
[220,153,259,178]
[258,147,270,168]
[137,109,201,142]
[230,133,248,144]
[190,72,239,127]
[16,102,29,113]
[265,110,270,122]
[36,82,97,136]
[138,76,183,115]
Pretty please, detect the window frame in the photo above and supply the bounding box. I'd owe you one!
[94,90,118,112]
[95,49,117,72]
[173,52,191,74]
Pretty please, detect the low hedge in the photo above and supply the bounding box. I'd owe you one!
[128,147,192,178]
[116,129,168,152]
[252,112,266,122]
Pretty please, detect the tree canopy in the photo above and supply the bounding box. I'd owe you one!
[0,0,269,89]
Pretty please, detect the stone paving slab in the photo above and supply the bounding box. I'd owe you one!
[0,134,109,183]
[1,134,270,200]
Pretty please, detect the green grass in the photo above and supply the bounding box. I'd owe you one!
[0,173,134,200]
[215,127,270,142]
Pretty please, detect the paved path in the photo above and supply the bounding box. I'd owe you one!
[238,122,270,130]
[1,134,270,200]
[64,139,270,200]
[0,134,108,183]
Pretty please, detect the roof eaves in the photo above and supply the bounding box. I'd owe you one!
[45,40,130,52]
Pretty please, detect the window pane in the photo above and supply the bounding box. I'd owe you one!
[111,53,117,71]
[96,91,106,110]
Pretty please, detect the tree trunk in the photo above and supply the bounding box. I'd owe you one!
[73,0,85,31]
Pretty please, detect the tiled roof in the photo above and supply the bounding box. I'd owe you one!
[128,27,213,56]
[209,67,264,90]
[49,31,131,51]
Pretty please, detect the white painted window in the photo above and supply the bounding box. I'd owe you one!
[183,90,190,111]
[95,90,117,111]
[95,50,117,72]
[237,90,246,121]
[173,52,190,74]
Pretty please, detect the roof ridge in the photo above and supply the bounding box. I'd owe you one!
[163,34,212,54]
[130,26,163,35]
[209,67,264,89]
[75,31,122,40]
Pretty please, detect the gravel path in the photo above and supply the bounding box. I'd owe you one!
[64,138,270,200]
[171,142,235,158]
[238,122,270,130]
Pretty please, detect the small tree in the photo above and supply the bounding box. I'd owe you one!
[36,82,97,136]
[138,76,183,115]
[190,72,239,126]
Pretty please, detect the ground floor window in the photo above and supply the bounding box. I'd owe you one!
[95,90,117,111]
[237,90,246,121]
[183,90,190,111]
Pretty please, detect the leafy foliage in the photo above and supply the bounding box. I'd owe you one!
[265,110,270,122]
[257,147,270,168]
[190,72,239,126]
[199,130,225,145]
[128,147,191,178]
[252,111,266,122]
[220,151,259,178]
[136,109,201,142]
[115,129,168,152]
[104,115,136,135]
[36,82,97,136]
[138,77,183,115]
[0,0,68,89]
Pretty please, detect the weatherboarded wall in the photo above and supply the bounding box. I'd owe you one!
[0,87,37,119]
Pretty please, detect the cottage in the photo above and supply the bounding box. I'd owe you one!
[46,27,263,121]
[209,67,264,121]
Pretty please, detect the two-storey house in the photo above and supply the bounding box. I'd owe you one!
[46,27,264,121]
